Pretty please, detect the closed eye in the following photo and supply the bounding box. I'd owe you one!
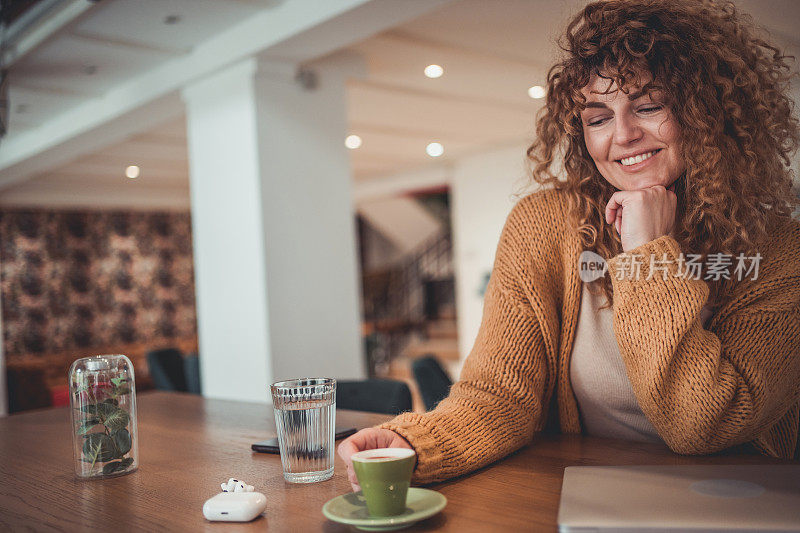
[638,105,663,113]
[586,117,609,127]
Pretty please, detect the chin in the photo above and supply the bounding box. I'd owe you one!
[615,174,672,191]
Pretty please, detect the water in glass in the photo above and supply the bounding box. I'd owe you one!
[271,378,336,483]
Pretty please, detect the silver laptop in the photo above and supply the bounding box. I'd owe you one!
[558,465,800,532]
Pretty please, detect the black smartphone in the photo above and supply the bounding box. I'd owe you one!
[251,426,357,454]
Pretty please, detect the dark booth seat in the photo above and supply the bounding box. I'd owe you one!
[336,379,412,415]
[412,355,452,411]
[146,348,187,392]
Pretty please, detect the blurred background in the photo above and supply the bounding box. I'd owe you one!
[0,0,798,415]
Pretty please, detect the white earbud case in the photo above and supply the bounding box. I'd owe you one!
[203,492,267,522]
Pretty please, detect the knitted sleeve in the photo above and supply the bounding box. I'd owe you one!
[379,203,550,484]
[607,231,800,457]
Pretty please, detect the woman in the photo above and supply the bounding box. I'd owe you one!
[339,0,800,488]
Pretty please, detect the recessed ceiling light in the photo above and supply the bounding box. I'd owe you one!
[345,134,362,149]
[125,165,140,179]
[528,85,546,99]
[164,14,181,25]
[426,142,444,157]
[424,64,443,79]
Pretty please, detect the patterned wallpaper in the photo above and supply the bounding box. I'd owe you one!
[0,210,198,359]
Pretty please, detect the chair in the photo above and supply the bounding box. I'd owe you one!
[7,366,51,413]
[146,348,187,392]
[336,379,412,415]
[412,355,452,411]
[183,353,202,395]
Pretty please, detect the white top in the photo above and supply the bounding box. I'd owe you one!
[569,281,716,442]
[569,281,663,443]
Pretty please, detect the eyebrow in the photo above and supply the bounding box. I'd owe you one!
[584,90,648,109]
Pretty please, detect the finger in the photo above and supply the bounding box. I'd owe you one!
[615,209,622,234]
[347,466,359,485]
[373,429,407,449]
[605,199,617,225]
[389,434,414,449]
[346,456,361,493]
[667,188,678,202]
[337,436,362,467]
[605,191,626,225]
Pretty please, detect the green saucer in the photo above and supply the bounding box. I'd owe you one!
[322,488,447,531]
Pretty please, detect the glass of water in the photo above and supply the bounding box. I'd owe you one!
[270,378,336,483]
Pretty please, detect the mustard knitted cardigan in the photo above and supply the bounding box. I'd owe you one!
[381,188,800,484]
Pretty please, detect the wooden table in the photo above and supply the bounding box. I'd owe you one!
[0,392,794,532]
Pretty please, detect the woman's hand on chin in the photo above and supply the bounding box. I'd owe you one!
[605,184,677,253]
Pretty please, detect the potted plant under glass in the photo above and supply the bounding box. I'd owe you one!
[69,355,139,478]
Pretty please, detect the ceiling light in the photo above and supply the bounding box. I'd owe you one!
[424,64,443,79]
[345,134,362,149]
[426,142,444,157]
[125,166,140,179]
[528,85,546,99]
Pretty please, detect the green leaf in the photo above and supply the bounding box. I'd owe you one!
[102,398,119,406]
[102,406,129,431]
[79,403,100,415]
[102,461,123,474]
[110,376,126,386]
[112,385,132,396]
[102,456,134,475]
[77,418,101,435]
[111,428,132,456]
[88,401,115,421]
[82,433,116,464]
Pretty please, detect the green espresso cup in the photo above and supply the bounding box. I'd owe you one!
[351,447,416,517]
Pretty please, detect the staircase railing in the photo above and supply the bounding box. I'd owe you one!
[362,229,452,324]
[361,229,453,376]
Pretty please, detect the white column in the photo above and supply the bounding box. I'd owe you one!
[183,59,273,403]
[182,55,365,402]
[254,54,364,381]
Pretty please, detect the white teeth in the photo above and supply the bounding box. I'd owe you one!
[620,150,658,166]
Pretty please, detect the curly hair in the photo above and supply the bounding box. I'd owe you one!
[527,0,799,309]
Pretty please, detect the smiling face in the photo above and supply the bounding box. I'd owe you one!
[580,74,685,191]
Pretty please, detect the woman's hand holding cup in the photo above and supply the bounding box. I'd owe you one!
[337,428,414,492]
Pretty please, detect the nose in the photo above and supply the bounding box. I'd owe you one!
[613,113,643,145]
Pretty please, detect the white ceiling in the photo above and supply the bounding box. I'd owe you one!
[8,0,279,128]
[1,0,798,208]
